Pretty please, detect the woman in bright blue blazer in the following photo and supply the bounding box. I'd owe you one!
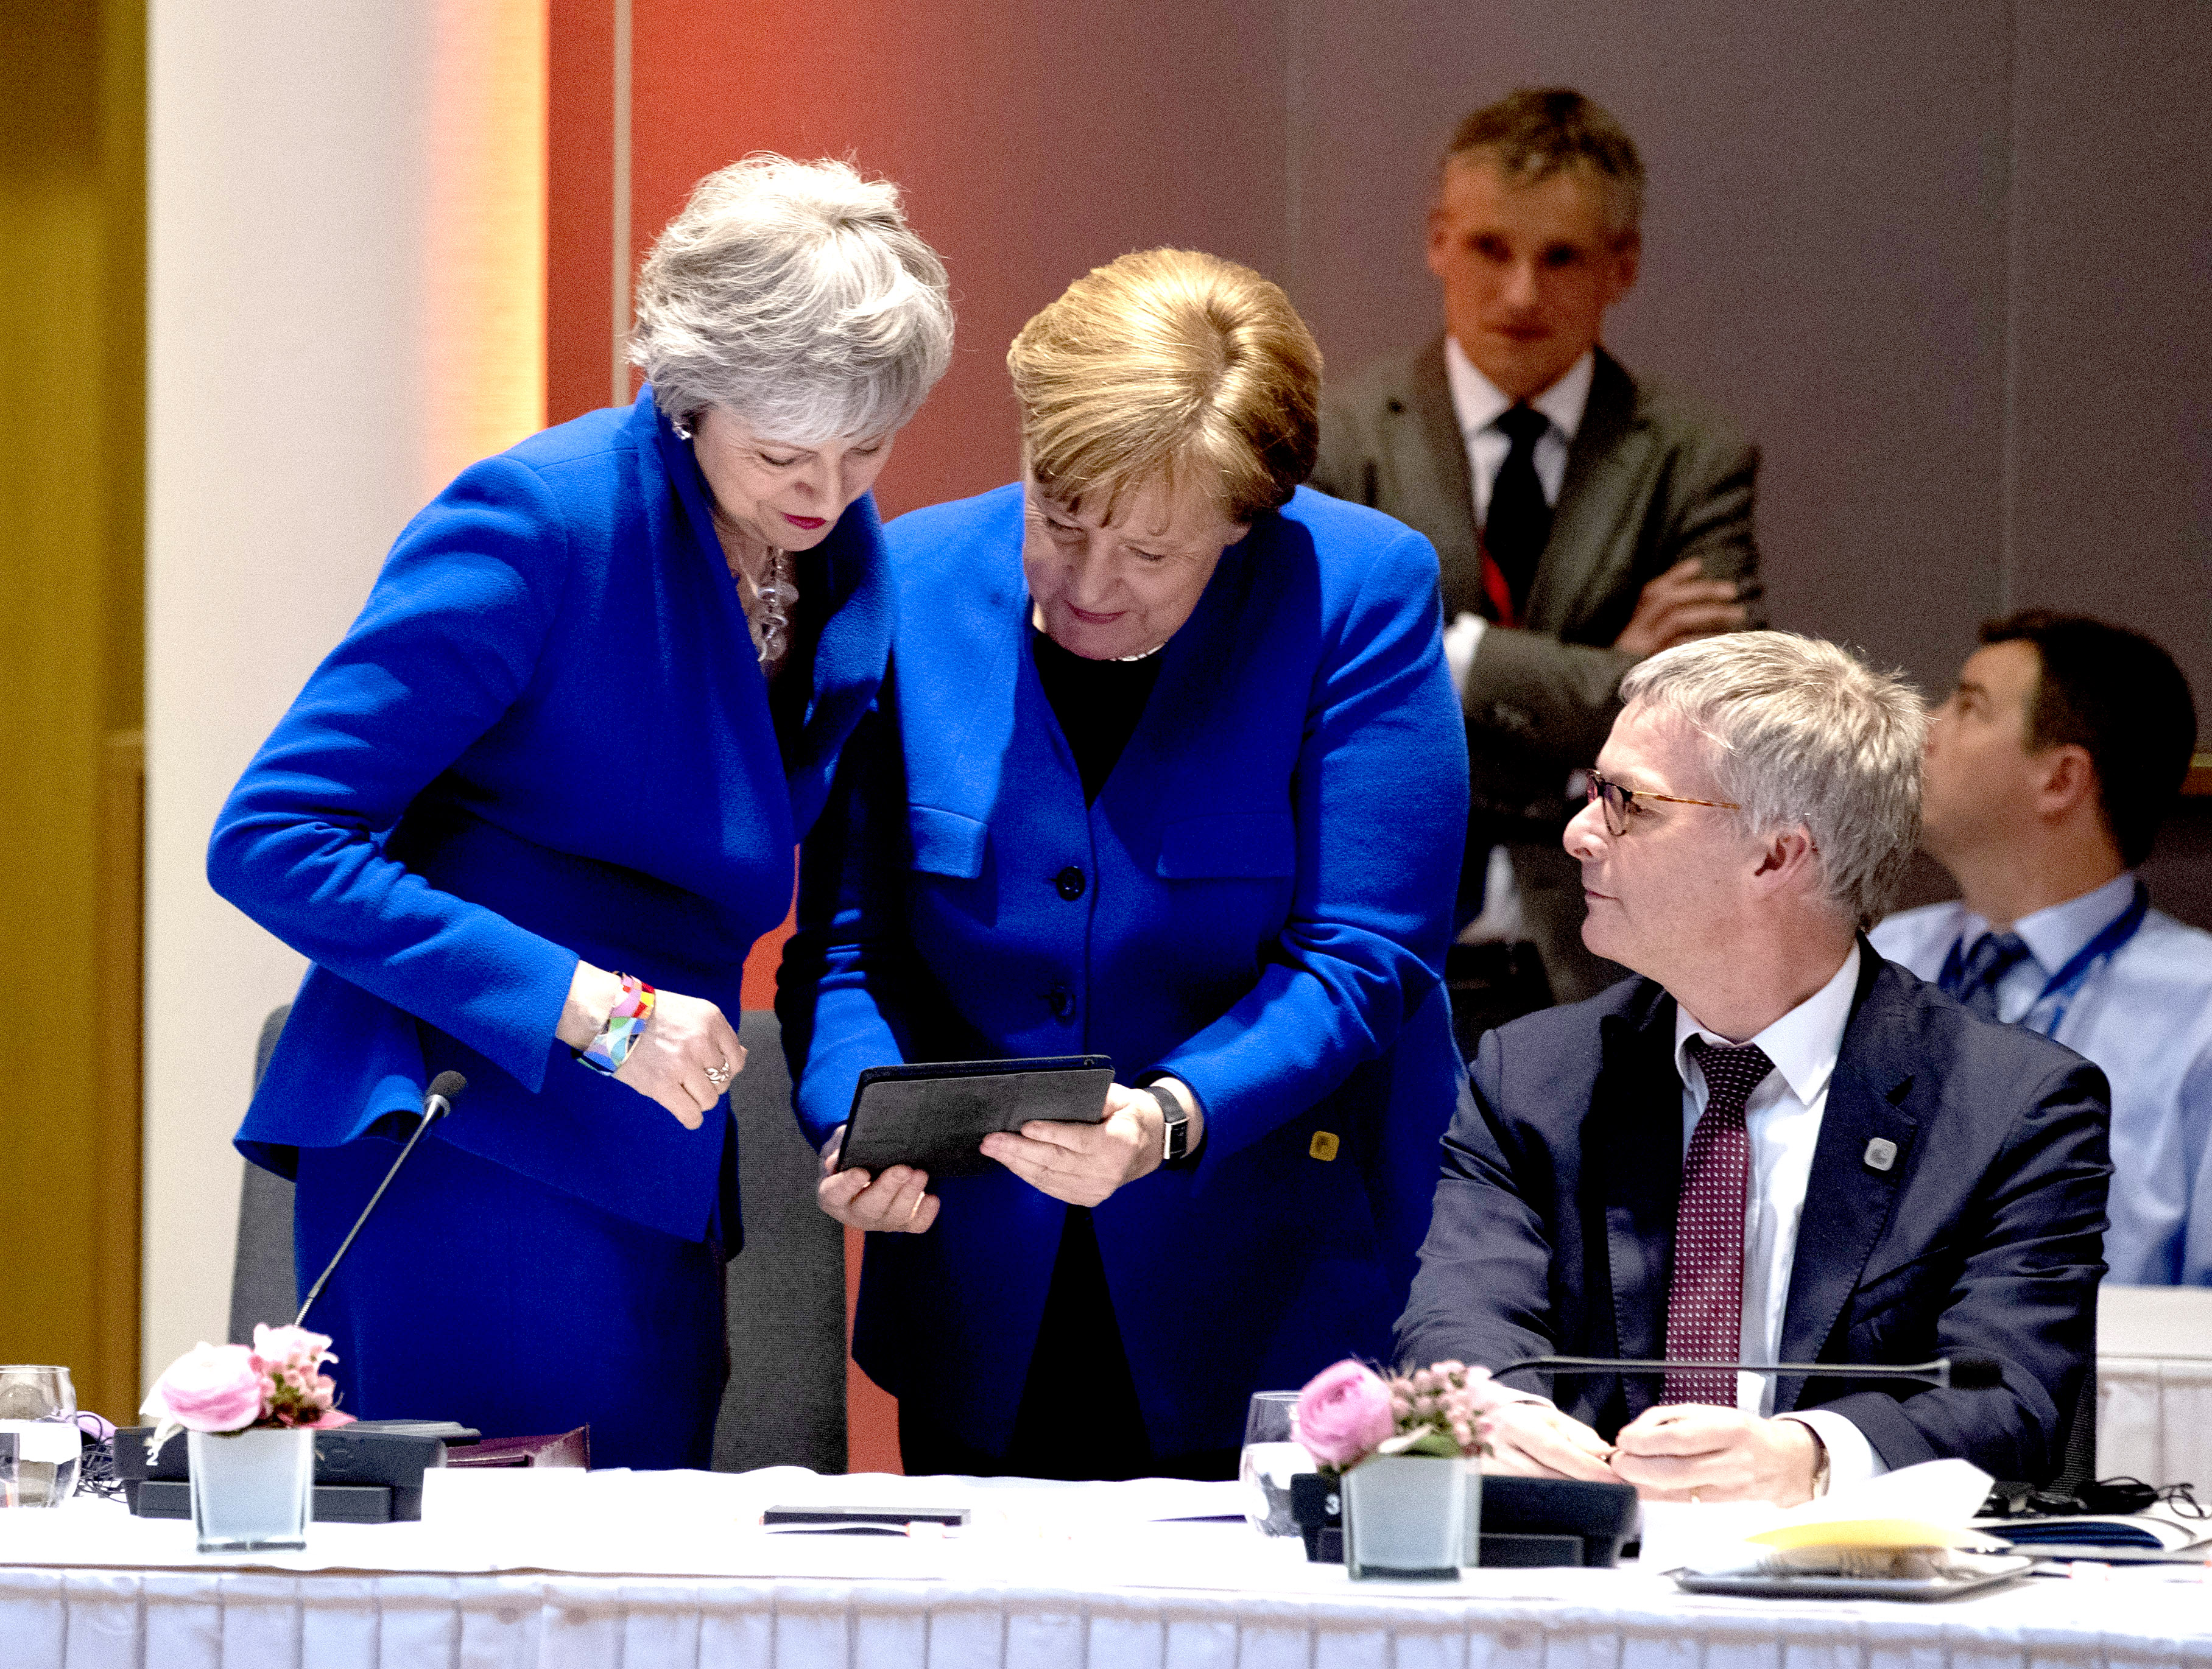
[206,159,953,1468]
[781,250,1468,1477]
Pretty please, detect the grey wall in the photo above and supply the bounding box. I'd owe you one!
[1280,0,2209,708]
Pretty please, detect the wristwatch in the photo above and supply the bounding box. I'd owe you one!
[1147,1083,1191,1164]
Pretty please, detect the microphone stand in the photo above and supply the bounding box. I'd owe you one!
[293,1072,467,1329]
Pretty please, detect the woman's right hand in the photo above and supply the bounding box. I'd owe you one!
[815,1126,940,1232]
[558,963,745,1130]
[613,988,746,1128]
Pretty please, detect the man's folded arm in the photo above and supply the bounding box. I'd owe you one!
[1458,434,1762,778]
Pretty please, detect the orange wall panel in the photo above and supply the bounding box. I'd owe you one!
[548,0,618,424]
[625,0,1289,520]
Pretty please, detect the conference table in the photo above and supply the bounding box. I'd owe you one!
[5,1467,2211,1669]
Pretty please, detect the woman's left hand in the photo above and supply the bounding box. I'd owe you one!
[980,1080,1202,1207]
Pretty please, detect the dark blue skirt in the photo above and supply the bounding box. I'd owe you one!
[292,1133,728,1469]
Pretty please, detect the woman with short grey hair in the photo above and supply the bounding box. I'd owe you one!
[208,155,951,1466]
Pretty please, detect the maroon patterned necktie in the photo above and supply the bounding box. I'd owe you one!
[1663,1036,1776,1407]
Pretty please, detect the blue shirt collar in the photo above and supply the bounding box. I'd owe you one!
[1956,871,2138,979]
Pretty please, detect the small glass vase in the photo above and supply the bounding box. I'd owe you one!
[1342,1454,1475,1580]
[188,1427,313,1553]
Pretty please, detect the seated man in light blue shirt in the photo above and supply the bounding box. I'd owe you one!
[1873,611,2210,1285]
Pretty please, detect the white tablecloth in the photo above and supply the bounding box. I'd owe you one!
[5,1469,2212,1669]
[12,1559,2212,1669]
[2100,1358,2212,1491]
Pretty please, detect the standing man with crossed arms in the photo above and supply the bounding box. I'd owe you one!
[1313,89,1759,1011]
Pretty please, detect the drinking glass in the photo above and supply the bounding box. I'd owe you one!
[0,1365,80,1507]
[1238,1390,1307,1535]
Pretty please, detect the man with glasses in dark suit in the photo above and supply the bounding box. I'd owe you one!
[1398,631,2110,1503]
[1312,88,1759,1017]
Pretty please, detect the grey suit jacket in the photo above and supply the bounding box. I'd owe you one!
[1312,340,1763,1000]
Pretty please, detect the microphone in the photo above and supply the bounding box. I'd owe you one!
[1495,1353,2005,1391]
[293,1072,468,1329]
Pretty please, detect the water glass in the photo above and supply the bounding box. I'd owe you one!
[1238,1390,1308,1535]
[0,1365,80,1508]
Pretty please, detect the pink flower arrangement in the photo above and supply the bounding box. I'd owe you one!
[141,1324,355,1457]
[1294,1357,1504,1474]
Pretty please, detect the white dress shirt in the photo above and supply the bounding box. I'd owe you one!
[1672,942,1883,1490]
[1873,874,2212,1285]
[1501,945,1885,1491]
[1438,340,1596,697]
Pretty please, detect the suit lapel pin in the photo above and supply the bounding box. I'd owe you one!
[1864,1137,1898,1173]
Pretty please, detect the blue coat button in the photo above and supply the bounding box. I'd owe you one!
[1055,865,1086,901]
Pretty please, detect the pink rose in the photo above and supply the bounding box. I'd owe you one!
[142,1342,265,1441]
[1294,1358,1397,1469]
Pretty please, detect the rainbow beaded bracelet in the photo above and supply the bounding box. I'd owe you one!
[578,973,656,1075]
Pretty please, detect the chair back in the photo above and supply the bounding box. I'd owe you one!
[713,1009,848,1473]
[228,1005,300,1343]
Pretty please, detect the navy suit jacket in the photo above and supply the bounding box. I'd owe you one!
[1395,948,2112,1483]
[210,388,892,1242]
[780,482,1468,1456]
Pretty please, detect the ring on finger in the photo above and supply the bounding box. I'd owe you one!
[704,1059,731,1086]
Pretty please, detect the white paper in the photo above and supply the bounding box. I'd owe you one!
[1640,1458,1995,1573]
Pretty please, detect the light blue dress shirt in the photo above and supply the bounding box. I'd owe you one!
[1873,874,2212,1285]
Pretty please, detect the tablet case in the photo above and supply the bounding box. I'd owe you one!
[837,1056,1113,1177]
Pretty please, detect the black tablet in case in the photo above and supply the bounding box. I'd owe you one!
[835,1055,1115,1178]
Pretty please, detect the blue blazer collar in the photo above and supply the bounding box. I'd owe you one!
[1774,941,1921,1403]
[639,387,894,833]
[907,487,1264,826]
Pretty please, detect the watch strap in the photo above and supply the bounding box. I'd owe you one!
[1146,1082,1189,1164]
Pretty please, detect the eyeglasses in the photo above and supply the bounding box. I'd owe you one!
[1583,770,1740,837]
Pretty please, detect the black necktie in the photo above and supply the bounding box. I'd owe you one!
[1944,931,2033,1020]
[1484,405,1552,622]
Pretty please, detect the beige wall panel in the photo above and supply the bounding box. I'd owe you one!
[147,0,545,1383]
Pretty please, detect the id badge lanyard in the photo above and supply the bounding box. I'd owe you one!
[2011,881,2151,1041]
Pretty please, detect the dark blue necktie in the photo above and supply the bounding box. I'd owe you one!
[1945,931,2032,1020]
